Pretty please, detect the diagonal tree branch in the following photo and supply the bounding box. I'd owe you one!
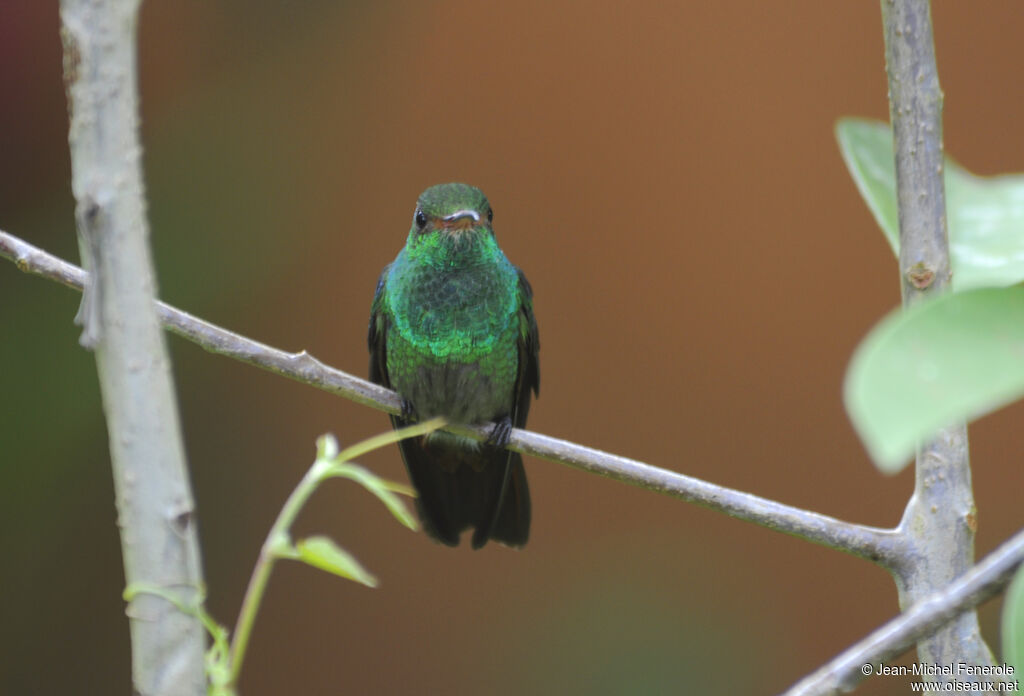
[58,0,204,694]
[881,0,993,673]
[782,526,1024,696]
[1,228,902,566]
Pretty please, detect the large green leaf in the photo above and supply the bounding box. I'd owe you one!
[1004,561,1024,675]
[836,118,1024,290]
[844,286,1024,472]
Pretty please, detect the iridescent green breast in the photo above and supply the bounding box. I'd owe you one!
[383,241,521,423]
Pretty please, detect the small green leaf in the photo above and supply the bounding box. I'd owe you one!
[1004,562,1024,675]
[294,535,378,587]
[836,118,900,258]
[844,286,1024,472]
[328,462,418,531]
[316,421,435,532]
[836,118,1024,290]
[317,433,339,460]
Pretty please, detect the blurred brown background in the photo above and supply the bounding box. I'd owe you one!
[2,2,1022,694]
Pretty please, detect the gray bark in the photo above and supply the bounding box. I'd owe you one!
[58,0,206,694]
[880,0,994,679]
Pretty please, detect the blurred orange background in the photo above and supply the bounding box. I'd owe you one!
[2,2,1022,694]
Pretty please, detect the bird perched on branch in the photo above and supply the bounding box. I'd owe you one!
[368,183,539,549]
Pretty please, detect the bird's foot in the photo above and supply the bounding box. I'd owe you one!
[400,399,417,422]
[485,416,513,449]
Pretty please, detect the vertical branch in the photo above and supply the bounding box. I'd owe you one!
[880,0,993,676]
[59,1,205,694]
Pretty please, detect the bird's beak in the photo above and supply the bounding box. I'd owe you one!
[441,210,482,231]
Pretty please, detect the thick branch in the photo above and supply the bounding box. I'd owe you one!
[782,526,1024,696]
[1,229,900,565]
[58,1,205,694]
[881,0,992,672]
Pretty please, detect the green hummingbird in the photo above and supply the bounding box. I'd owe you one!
[368,183,539,549]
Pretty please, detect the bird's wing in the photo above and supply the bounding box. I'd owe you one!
[513,267,540,427]
[481,268,539,547]
[368,267,463,545]
[367,269,390,388]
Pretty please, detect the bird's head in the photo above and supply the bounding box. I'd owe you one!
[408,183,495,255]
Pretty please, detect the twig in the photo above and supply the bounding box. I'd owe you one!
[227,420,440,688]
[58,1,205,694]
[781,526,1024,696]
[0,228,900,565]
[881,0,993,671]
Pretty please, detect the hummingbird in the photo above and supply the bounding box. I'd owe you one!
[368,183,539,549]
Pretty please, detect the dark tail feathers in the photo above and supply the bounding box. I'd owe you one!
[397,428,530,549]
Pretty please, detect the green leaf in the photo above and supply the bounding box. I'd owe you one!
[317,433,339,460]
[844,286,1024,472]
[315,420,440,532]
[836,118,900,258]
[1004,561,1024,675]
[327,462,418,531]
[836,118,1024,290]
[293,535,378,587]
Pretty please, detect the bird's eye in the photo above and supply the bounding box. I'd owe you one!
[487,208,494,223]
[415,211,428,229]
